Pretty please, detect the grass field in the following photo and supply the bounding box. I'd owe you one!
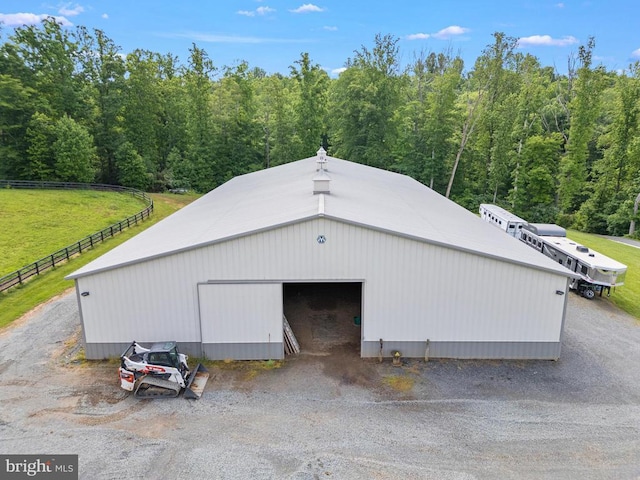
[0,192,199,328]
[0,189,149,274]
[567,230,640,318]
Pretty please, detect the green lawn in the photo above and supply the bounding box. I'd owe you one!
[0,192,199,328]
[0,189,148,274]
[567,229,640,319]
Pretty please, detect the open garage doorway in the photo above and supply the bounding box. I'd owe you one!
[283,282,362,356]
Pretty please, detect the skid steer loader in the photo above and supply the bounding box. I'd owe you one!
[119,341,209,399]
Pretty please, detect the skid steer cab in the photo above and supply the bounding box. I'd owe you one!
[119,341,209,399]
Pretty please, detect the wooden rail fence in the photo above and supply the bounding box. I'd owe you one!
[0,180,153,293]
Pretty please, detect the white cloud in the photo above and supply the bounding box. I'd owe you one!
[432,25,469,39]
[101,13,109,19]
[323,25,337,31]
[331,67,347,75]
[257,6,276,15]
[58,3,84,16]
[0,12,72,27]
[631,48,640,58]
[555,2,565,7]
[517,35,579,47]
[290,4,324,13]
[406,33,430,40]
[406,26,468,41]
[238,6,275,17]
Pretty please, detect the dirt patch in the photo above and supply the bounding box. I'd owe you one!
[315,343,373,387]
[208,359,283,390]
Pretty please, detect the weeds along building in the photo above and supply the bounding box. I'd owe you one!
[67,151,574,361]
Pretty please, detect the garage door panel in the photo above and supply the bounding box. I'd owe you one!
[198,283,283,344]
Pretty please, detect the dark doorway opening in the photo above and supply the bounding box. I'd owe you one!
[283,282,362,355]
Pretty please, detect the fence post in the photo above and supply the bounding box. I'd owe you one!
[51,254,55,268]
[65,247,70,261]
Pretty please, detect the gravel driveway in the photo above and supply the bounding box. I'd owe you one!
[0,289,639,480]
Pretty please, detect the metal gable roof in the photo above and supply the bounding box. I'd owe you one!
[67,154,573,279]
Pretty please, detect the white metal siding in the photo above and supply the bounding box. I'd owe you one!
[76,266,202,344]
[198,283,283,344]
[78,217,567,348]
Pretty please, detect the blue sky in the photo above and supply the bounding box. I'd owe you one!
[1,1,639,76]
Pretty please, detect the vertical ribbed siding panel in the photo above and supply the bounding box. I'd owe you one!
[357,230,566,344]
[199,283,283,344]
[78,261,203,344]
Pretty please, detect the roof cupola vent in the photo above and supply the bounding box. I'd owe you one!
[316,147,328,171]
[313,170,331,194]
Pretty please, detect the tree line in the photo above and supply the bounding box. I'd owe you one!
[1,19,640,236]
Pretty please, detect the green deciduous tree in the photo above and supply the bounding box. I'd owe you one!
[123,50,162,177]
[10,18,83,119]
[468,32,519,201]
[330,34,402,167]
[255,74,297,167]
[25,112,55,180]
[115,141,149,190]
[75,27,126,184]
[290,53,329,157]
[559,38,608,213]
[575,64,640,233]
[183,44,217,192]
[211,61,261,183]
[52,115,96,182]
[512,133,563,222]
[394,51,461,193]
[0,74,35,178]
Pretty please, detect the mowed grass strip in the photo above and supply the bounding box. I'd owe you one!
[567,229,640,319]
[0,189,148,274]
[0,193,199,328]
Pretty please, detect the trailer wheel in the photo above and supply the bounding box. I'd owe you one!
[582,289,595,299]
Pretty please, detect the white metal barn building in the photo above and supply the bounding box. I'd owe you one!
[68,151,575,361]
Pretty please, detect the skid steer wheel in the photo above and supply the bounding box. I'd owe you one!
[582,289,595,299]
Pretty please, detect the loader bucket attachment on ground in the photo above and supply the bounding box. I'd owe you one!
[184,363,209,399]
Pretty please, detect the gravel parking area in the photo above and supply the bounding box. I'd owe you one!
[0,289,639,480]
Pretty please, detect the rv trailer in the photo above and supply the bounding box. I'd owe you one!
[520,223,627,299]
[479,204,527,237]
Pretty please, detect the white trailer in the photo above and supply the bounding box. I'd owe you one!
[479,204,527,237]
[519,223,627,298]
